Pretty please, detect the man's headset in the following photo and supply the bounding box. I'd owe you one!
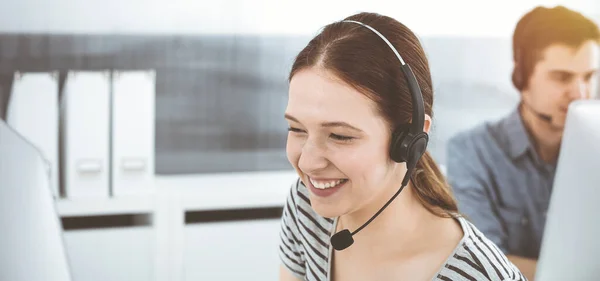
[511,15,556,123]
[512,48,527,91]
[329,20,429,251]
[513,47,555,123]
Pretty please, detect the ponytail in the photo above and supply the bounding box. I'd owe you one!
[411,151,458,218]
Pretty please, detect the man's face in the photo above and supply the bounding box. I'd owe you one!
[523,40,600,128]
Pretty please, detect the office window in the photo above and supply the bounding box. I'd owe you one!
[0,34,308,175]
[154,37,306,174]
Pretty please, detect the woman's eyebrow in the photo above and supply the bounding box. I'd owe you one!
[285,113,363,132]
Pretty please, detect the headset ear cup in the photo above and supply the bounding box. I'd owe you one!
[390,127,409,163]
[401,133,428,186]
[513,47,526,91]
[512,66,523,91]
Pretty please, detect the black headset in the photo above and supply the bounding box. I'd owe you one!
[329,20,429,251]
[512,48,526,91]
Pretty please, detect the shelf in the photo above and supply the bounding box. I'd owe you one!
[56,194,156,217]
[155,170,298,212]
[55,170,299,217]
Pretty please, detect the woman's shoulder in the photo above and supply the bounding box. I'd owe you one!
[283,178,309,209]
[279,178,336,280]
[434,216,528,281]
[284,178,334,219]
[282,178,336,237]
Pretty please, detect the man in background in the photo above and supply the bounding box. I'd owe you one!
[446,5,599,281]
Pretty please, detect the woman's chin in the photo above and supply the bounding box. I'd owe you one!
[309,201,345,219]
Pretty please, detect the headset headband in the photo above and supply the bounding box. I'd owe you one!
[341,20,425,135]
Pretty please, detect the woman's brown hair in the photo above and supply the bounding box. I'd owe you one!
[288,12,458,217]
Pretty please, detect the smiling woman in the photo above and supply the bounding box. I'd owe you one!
[277,12,527,281]
[284,66,402,218]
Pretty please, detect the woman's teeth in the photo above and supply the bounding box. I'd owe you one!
[310,178,348,189]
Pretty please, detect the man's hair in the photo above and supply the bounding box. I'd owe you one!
[512,5,600,91]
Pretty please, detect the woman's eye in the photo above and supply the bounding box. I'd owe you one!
[330,133,354,142]
[287,127,305,133]
[287,128,354,142]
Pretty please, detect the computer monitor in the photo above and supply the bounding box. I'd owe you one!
[0,120,72,281]
[536,100,600,281]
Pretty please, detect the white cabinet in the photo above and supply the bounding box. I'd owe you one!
[183,219,282,281]
[56,174,292,281]
[63,226,155,281]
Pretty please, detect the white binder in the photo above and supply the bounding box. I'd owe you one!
[6,72,60,198]
[111,70,156,196]
[62,71,111,199]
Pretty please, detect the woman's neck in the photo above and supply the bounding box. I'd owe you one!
[337,181,440,257]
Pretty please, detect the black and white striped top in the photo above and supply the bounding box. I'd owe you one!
[278,179,528,281]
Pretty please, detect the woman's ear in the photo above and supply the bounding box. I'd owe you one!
[423,114,432,134]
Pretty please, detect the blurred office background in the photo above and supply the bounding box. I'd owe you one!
[0,0,598,280]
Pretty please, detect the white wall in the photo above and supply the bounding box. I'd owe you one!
[0,0,597,36]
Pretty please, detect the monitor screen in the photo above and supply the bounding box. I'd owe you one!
[536,100,600,281]
[0,120,72,281]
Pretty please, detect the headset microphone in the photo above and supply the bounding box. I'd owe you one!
[522,101,552,122]
[534,111,553,122]
[330,20,429,251]
[330,146,424,250]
